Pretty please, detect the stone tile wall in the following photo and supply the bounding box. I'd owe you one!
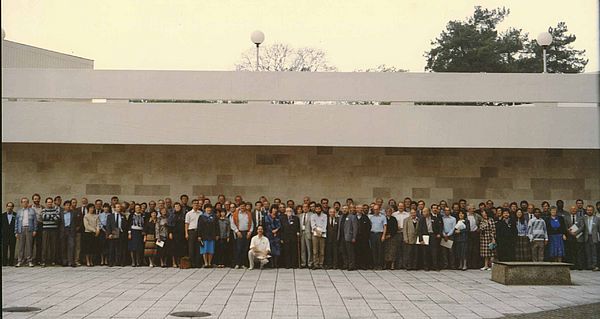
[2,143,598,207]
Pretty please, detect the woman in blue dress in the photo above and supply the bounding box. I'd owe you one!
[264,206,281,268]
[128,204,145,267]
[545,206,567,262]
[454,211,470,271]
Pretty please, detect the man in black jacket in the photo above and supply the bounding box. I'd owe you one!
[280,207,300,268]
[59,201,76,267]
[417,207,442,271]
[324,207,339,269]
[2,202,17,266]
[106,203,125,266]
[355,205,372,270]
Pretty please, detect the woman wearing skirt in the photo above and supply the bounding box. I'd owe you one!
[383,208,398,270]
[156,208,170,267]
[128,204,145,267]
[546,207,567,262]
[144,211,158,267]
[169,203,186,268]
[82,203,100,267]
[454,211,470,271]
[514,210,531,261]
[478,210,496,270]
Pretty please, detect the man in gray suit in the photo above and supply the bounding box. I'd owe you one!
[337,205,358,271]
[298,203,313,268]
[565,206,585,270]
[582,205,600,271]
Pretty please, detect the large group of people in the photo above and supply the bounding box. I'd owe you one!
[2,194,600,272]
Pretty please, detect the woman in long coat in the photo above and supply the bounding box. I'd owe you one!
[514,210,531,261]
[168,202,186,268]
[264,207,281,268]
[383,208,398,270]
[478,210,496,270]
[495,209,517,262]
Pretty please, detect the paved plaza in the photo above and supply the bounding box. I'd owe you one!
[2,267,600,319]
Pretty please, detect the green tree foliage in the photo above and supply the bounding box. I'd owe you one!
[425,7,588,73]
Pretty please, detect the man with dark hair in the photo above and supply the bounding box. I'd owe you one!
[106,203,124,267]
[59,200,76,267]
[2,202,17,266]
[180,194,192,213]
[185,199,202,268]
[338,205,358,271]
[31,193,44,265]
[320,198,330,214]
[458,199,467,212]
[556,200,568,217]
[15,197,37,267]
[286,200,295,209]
[110,196,119,213]
[252,201,266,236]
[575,199,585,217]
[230,202,253,269]
[519,200,529,213]
[41,197,61,267]
[310,204,327,269]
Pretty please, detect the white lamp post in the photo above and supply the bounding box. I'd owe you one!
[536,32,553,73]
[250,30,264,71]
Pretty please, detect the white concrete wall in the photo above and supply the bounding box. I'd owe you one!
[2,101,599,148]
[2,68,597,102]
[1,69,598,148]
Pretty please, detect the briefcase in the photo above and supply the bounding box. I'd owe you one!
[180,257,191,269]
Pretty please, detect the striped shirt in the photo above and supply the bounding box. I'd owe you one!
[41,207,61,230]
[527,217,548,241]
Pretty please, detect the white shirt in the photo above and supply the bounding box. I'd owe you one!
[185,210,201,230]
[250,234,271,254]
[393,211,409,230]
[467,214,478,231]
[22,209,30,227]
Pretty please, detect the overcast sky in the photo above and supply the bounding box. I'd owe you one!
[2,0,598,72]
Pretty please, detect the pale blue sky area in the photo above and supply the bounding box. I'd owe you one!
[1,0,598,72]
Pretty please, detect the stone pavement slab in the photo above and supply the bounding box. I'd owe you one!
[2,267,600,318]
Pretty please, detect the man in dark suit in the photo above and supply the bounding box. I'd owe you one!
[252,201,267,236]
[417,208,442,271]
[2,202,17,266]
[564,206,585,270]
[59,201,76,267]
[106,203,125,267]
[355,205,372,270]
[324,207,339,269]
[280,207,300,268]
[338,205,358,270]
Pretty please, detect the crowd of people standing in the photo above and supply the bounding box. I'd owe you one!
[2,194,600,272]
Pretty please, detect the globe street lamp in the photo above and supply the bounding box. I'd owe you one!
[536,32,553,73]
[251,30,264,71]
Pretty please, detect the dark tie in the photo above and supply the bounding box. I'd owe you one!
[572,215,575,225]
